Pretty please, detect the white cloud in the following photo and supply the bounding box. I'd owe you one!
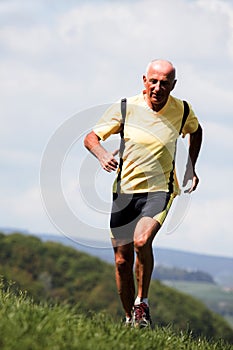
[197,0,233,58]
[0,26,52,55]
[203,121,233,151]
[0,185,50,232]
[0,149,38,166]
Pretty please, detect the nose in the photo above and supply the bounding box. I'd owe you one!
[153,81,160,91]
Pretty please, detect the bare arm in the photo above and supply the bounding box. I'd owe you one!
[84,131,118,172]
[183,123,203,193]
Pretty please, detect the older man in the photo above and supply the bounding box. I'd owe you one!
[84,59,202,328]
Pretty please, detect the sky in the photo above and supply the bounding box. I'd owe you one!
[0,0,233,257]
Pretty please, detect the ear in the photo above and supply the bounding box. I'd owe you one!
[143,75,147,86]
[171,79,177,91]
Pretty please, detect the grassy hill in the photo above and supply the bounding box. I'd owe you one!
[0,232,233,344]
[0,284,232,350]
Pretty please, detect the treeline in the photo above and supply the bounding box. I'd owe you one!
[153,265,215,283]
[0,232,232,343]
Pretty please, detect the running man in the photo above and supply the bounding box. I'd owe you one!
[84,59,203,328]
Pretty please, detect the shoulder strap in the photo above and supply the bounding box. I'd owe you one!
[120,98,127,138]
[116,98,127,193]
[119,98,127,153]
[179,100,189,134]
[168,100,190,193]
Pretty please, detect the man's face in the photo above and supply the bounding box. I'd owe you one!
[143,63,176,111]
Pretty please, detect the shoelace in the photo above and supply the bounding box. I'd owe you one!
[134,302,149,321]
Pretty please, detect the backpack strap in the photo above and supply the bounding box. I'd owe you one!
[116,98,127,193]
[179,100,189,134]
[119,98,127,150]
[168,100,190,193]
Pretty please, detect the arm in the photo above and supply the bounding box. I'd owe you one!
[84,131,118,172]
[183,123,203,193]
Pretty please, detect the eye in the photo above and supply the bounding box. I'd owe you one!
[160,81,171,89]
[149,79,158,84]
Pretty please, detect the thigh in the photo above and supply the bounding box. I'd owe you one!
[134,216,161,246]
[134,192,174,245]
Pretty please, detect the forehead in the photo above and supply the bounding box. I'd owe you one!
[147,62,174,81]
[147,70,169,81]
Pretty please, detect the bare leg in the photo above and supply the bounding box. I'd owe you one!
[134,217,161,299]
[112,240,135,318]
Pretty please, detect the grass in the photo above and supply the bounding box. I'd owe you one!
[0,283,232,350]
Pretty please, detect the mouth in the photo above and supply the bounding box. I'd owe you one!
[151,93,161,101]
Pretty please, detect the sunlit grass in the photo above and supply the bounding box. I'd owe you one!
[0,281,232,350]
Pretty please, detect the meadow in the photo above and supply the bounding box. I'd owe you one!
[0,283,232,350]
[1,233,233,349]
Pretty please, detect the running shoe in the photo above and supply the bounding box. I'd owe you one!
[122,316,133,327]
[132,302,152,329]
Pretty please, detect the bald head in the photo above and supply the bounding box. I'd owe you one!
[143,59,177,111]
[146,59,176,82]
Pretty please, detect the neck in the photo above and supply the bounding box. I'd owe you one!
[144,93,167,112]
[151,102,166,112]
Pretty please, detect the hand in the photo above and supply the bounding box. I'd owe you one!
[100,149,119,172]
[182,167,199,193]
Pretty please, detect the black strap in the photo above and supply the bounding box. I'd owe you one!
[119,98,127,154]
[168,100,190,193]
[116,98,127,193]
[179,100,189,134]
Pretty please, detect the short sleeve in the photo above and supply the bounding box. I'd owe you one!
[182,103,199,137]
[93,102,122,141]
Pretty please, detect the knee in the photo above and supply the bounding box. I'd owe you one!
[115,256,128,273]
[134,237,148,252]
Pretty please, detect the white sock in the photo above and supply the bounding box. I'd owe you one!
[134,296,149,306]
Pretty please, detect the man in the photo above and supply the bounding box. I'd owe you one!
[84,59,202,328]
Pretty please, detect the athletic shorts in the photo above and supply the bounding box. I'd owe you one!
[110,191,175,241]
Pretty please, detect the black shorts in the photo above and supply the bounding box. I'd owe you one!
[110,191,173,241]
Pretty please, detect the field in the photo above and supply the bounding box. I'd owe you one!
[1,233,233,348]
[0,284,232,350]
[163,281,233,328]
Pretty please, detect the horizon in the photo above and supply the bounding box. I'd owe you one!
[1,226,233,260]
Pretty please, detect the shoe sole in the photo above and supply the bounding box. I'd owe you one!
[133,319,152,329]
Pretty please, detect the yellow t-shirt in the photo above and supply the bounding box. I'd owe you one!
[93,92,199,194]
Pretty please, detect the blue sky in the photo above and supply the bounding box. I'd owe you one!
[1,0,233,257]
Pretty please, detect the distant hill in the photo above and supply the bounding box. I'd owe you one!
[153,248,233,287]
[152,265,215,283]
[32,232,233,287]
[1,228,232,286]
[0,231,233,342]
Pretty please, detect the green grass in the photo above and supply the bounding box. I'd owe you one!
[163,281,233,328]
[0,283,232,350]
